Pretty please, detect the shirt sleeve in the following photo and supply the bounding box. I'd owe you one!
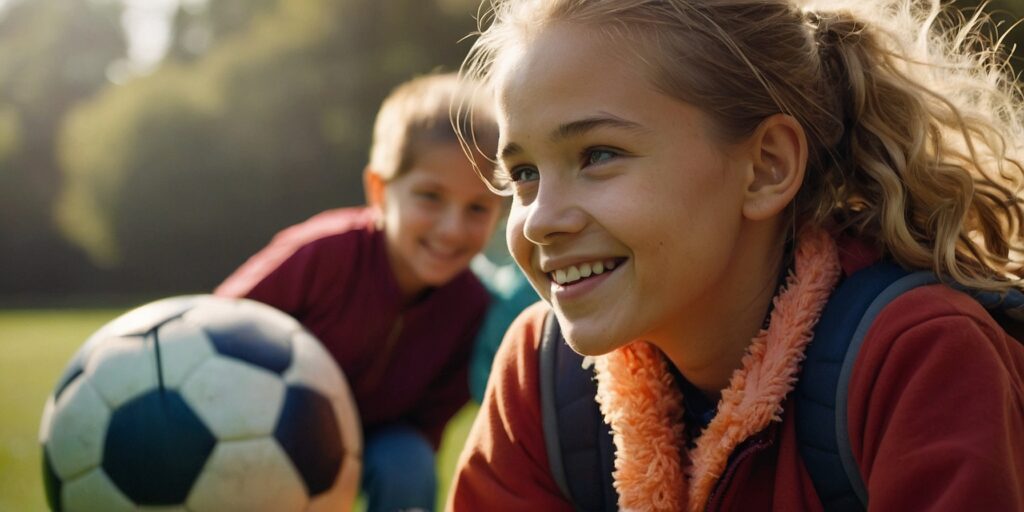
[214,230,346,317]
[848,286,1024,511]
[446,302,574,512]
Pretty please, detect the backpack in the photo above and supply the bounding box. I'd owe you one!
[538,261,1024,512]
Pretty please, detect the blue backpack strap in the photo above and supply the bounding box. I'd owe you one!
[796,262,940,511]
[539,313,572,500]
[538,311,619,511]
[948,283,1024,336]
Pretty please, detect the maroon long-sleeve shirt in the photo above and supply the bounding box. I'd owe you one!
[216,207,489,447]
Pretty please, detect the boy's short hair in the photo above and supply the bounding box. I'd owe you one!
[368,72,497,181]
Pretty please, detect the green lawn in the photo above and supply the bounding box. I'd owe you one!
[0,309,479,512]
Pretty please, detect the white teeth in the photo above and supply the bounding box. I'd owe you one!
[566,266,581,282]
[555,268,567,284]
[551,259,619,285]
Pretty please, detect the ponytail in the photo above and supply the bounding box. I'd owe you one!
[801,3,1024,292]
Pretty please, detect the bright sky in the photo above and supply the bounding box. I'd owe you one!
[122,0,208,72]
[0,0,206,74]
[122,0,181,69]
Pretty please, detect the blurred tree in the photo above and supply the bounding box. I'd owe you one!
[0,0,126,299]
[58,0,482,295]
[166,0,279,63]
[42,0,1024,300]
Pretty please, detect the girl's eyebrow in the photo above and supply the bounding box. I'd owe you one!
[552,114,646,142]
[499,142,525,161]
[498,114,647,161]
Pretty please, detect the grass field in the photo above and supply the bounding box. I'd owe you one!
[0,309,479,512]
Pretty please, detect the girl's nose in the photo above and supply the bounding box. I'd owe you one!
[521,180,586,245]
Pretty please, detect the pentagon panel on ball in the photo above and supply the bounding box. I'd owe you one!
[39,295,363,512]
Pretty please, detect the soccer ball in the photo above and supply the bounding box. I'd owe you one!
[39,295,362,512]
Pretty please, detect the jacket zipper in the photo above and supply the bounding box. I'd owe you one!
[361,315,404,391]
[704,434,773,511]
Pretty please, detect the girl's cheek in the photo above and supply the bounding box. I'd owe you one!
[506,215,528,250]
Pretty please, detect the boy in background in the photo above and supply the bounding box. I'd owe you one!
[216,72,503,512]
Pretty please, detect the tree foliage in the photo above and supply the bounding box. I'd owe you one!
[56,0,481,296]
[0,0,1021,302]
[0,0,125,298]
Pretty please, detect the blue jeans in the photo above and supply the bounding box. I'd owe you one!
[361,424,437,512]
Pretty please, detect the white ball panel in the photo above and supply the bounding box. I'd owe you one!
[183,298,300,339]
[88,296,203,340]
[157,318,216,389]
[47,378,111,480]
[39,395,55,444]
[305,454,360,512]
[180,298,236,327]
[186,438,308,512]
[283,331,344,400]
[86,336,159,409]
[180,356,285,440]
[62,467,135,512]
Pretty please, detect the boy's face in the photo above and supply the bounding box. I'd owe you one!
[373,144,503,297]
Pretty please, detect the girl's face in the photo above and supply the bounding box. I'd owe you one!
[497,24,755,356]
[376,143,503,297]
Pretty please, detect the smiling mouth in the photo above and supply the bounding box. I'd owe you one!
[421,241,462,261]
[549,258,626,286]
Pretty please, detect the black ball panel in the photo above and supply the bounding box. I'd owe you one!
[201,320,292,375]
[274,386,343,495]
[102,390,216,505]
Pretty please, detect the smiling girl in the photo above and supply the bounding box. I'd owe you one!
[448,0,1024,510]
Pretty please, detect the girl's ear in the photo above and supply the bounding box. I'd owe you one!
[363,167,387,210]
[741,114,808,221]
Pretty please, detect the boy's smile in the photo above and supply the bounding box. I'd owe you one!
[376,144,503,298]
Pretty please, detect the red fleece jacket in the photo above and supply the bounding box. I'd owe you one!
[216,207,489,447]
[448,265,1024,510]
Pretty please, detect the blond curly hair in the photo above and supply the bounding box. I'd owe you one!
[461,0,1024,292]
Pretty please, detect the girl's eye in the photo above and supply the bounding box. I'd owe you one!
[584,148,618,166]
[509,165,539,183]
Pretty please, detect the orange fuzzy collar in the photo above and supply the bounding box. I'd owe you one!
[592,228,841,511]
